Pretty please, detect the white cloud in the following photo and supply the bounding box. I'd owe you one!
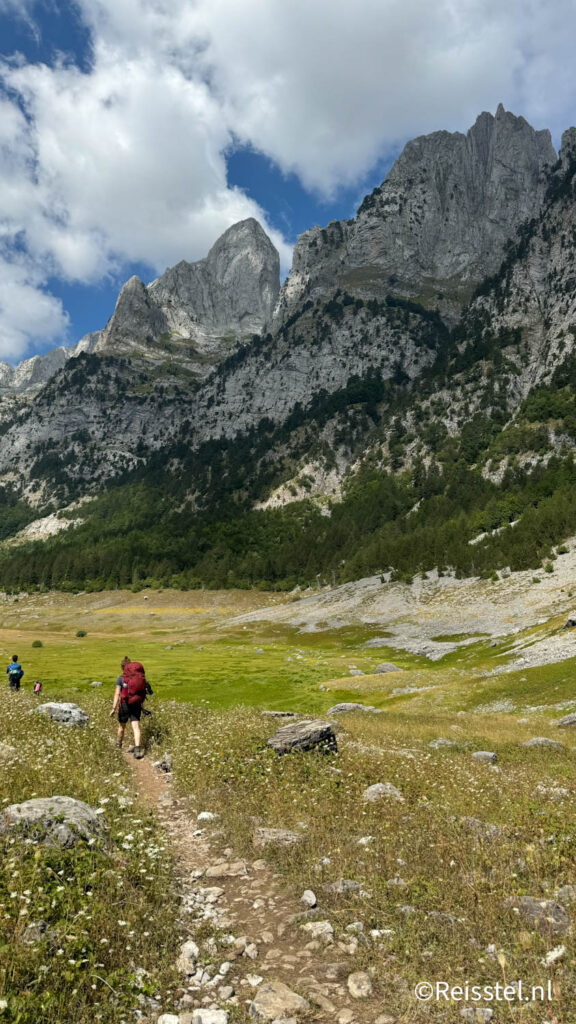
[0,253,68,359]
[0,0,575,357]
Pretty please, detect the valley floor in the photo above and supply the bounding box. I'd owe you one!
[3,577,576,1022]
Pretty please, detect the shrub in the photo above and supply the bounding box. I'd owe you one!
[31,639,43,648]
[76,629,87,637]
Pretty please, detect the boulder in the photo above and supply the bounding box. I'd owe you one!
[0,796,107,848]
[472,751,497,764]
[250,980,310,1021]
[523,737,565,750]
[374,663,402,673]
[362,782,404,803]
[506,895,571,935]
[300,920,334,942]
[33,702,89,727]
[327,703,379,714]
[557,713,576,728]
[267,719,337,755]
[254,827,303,848]
[564,611,576,628]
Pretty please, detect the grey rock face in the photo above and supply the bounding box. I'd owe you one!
[267,719,337,755]
[327,702,379,714]
[0,796,107,848]
[506,895,571,935]
[34,702,89,727]
[275,105,555,323]
[97,218,280,363]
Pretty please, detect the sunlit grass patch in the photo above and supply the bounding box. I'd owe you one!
[0,693,179,1024]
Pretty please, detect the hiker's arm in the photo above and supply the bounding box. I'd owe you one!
[110,684,122,717]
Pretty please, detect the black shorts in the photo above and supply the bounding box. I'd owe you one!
[118,703,142,724]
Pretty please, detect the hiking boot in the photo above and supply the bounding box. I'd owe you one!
[133,746,144,759]
[116,740,123,749]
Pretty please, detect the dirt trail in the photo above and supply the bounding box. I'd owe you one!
[127,751,387,1024]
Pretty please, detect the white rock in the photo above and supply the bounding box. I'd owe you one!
[197,812,219,822]
[299,920,334,942]
[541,944,566,965]
[301,889,317,908]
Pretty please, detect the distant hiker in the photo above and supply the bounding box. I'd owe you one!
[7,655,23,691]
[33,680,43,695]
[110,657,151,759]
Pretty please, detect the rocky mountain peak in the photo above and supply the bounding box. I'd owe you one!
[274,107,556,324]
[92,219,280,364]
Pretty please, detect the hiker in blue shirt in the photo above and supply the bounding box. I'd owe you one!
[7,655,24,691]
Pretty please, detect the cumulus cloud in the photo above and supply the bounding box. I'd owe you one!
[0,0,575,357]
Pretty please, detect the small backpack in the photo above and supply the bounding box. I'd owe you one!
[33,680,43,694]
[122,662,147,707]
[8,664,23,684]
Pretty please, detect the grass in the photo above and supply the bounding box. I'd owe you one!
[3,588,576,1020]
[0,692,180,1024]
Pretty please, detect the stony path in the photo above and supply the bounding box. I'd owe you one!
[128,752,392,1024]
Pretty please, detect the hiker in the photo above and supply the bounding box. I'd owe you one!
[6,655,24,691]
[33,680,43,695]
[110,657,150,759]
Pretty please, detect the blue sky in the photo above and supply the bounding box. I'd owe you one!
[0,0,574,362]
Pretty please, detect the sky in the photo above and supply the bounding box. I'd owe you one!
[0,0,575,364]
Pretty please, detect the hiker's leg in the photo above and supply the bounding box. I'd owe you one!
[131,719,141,748]
[117,722,125,746]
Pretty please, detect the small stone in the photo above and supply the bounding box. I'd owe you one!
[428,738,458,749]
[337,1009,356,1024]
[153,752,173,773]
[244,942,258,959]
[250,980,310,1021]
[299,920,334,943]
[90,681,103,687]
[301,890,317,907]
[197,812,218,822]
[472,751,497,764]
[374,662,401,673]
[347,971,373,998]
[324,879,363,895]
[460,1010,493,1022]
[374,1016,397,1024]
[555,885,576,904]
[362,782,404,803]
[189,1011,229,1024]
[245,974,263,986]
[158,1015,180,1024]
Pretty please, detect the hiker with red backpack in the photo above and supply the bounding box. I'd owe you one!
[110,657,152,758]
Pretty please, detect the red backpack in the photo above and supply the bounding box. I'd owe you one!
[122,662,147,707]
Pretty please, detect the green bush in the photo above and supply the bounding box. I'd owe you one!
[31,640,43,648]
[76,629,87,638]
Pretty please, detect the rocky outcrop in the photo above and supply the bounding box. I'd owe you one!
[274,105,555,323]
[0,796,107,847]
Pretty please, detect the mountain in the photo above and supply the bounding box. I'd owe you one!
[2,106,576,593]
